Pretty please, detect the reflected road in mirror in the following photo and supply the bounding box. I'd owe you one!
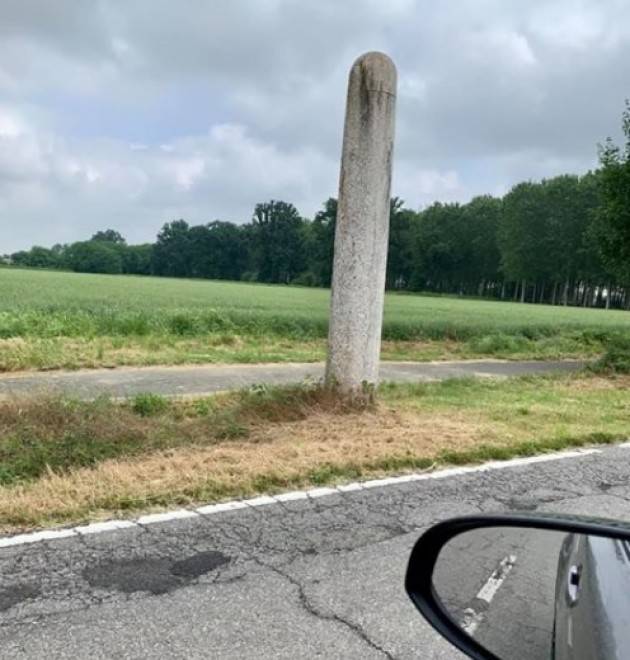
[434,527,560,658]
[431,526,630,660]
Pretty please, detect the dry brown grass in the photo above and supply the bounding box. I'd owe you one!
[564,375,630,390]
[0,407,496,533]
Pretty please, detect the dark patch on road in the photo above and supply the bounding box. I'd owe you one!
[0,583,40,612]
[84,551,230,595]
[170,551,230,578]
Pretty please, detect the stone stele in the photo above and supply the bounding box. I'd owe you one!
[325,51,397,397]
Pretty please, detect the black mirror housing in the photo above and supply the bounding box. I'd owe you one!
[405,513,630,660]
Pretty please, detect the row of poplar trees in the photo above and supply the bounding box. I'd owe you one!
[10,105,630,309]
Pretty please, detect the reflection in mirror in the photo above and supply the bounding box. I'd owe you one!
[433,527,630,660]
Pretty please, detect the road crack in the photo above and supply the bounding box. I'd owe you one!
[251,555,397,659]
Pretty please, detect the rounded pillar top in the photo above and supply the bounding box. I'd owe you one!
[350,51,397,96]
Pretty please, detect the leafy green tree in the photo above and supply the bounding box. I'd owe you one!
[188,221,248,281]
[498,181,557,301]
[122,244,153,275]
[411,202,469,292]
[91,229,127,245]
[251,200,306,283]
[596,101,630,284]
[152,220,193,277]
[387,198,415,289]
[410,197,501,296]
[309,198,337,287]
[11,246,62,269]
[65,241,123,274]
[460,195,502,294]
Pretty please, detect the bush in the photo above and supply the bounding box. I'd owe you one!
[168,313,197,336]
[132,393,168,416]
[592,335,630,374]
[467,333,530,354]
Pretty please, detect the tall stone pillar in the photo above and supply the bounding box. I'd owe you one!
[325,52,397,399]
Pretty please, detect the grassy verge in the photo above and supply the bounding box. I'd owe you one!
[0,332,606,372]
[1,373,629,533]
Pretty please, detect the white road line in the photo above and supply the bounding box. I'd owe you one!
[461,555,517,636]
[136,509,199,525]
[0,447,602,549]
[74,520,137,535]
[241,495,276,507]
[274,490,309,502]
[196,501,249,514]
[460,608,485,636]
[306,487,338,498]
[337,482,363,492]
[0,528,76,548]
[476,555,517,603]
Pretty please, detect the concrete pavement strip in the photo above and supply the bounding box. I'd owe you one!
[0,359,585,400]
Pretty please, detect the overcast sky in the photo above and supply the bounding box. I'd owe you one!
[1,0,629,252]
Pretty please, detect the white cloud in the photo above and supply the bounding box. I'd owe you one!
[0,111,338,249]
[0,107,25,138]
[394,165,465,207]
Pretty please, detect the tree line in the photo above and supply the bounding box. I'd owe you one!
[6,105,630,309]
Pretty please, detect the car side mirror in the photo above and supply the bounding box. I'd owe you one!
[405,514,630,660]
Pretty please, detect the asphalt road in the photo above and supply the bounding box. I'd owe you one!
[2,444,630,659]
[436,526,563,658]
[0,359,584,399]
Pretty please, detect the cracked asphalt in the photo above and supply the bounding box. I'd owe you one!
[0,359,584,399]
[2,445,630,659]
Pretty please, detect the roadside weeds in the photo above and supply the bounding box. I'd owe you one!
[1,373,629,533]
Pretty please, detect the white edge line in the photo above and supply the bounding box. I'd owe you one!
[242,495,276,507]
[196,501,249,514]
[0,447,603,550]
[0,528,76,548]
[337,482,363,492]
[274,490,309,502]
[306,487,339,498]
[136,509,199,525]
[75,520,137,535]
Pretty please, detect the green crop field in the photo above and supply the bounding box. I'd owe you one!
[2,267,630,371]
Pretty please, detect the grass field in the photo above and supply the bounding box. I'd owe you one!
[1,373,628,532]
[2,267,630,371]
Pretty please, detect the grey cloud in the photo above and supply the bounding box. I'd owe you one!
[0,0,629,251]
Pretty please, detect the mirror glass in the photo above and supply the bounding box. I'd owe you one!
[433,526,630,660]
